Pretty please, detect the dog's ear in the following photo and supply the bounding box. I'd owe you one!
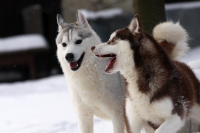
[57,14,67,32]
[128,14,142,34]
[76,10,91,28]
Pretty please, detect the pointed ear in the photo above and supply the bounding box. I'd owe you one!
[57,14,67,32]
[128,14,142,34]
[76,10,91,28]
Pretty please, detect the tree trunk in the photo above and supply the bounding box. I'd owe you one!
[133,0,166,34]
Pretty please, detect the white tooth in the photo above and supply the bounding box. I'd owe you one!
[77,64,78,67]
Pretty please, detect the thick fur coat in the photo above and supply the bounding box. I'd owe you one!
[92,15,200,133]
[56,11,125,133]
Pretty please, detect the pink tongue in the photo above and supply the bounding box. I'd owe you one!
[105,57,116,72]
[70,62,77,68]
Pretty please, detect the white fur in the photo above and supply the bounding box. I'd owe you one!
[56,12,125,133]
[153,21,189,60]
[128,17,140,34]
[77,10,91,28]
[57,14,67,32]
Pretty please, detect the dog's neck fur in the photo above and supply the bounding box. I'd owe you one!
[120,31,174,96]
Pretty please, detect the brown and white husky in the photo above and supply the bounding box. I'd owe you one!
[92,15,200,133]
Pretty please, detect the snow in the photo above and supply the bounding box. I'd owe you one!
[0,47,200,133]
[165,1,200,10]
[80,8,123,20]
[188,59,200,70]
[181,46,200,63]
[0,76,113,133]
[0,34,48,53]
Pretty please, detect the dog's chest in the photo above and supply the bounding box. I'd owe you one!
[67,68,107,102]
[126,83,173,124]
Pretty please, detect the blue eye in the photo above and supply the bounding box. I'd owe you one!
[76,40,82,44]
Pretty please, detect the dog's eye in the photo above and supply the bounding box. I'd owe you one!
[62,42,67,47]
[75,40,82,44]
[112,38,116,42]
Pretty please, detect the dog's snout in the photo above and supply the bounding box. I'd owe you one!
[91,46,95,51]
[65,53,74,62]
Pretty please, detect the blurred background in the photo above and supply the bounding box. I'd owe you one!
[0,0,200,83]
[1,0,200,133]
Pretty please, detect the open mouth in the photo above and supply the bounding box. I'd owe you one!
[69,52,85,71]
[95,54,116,73]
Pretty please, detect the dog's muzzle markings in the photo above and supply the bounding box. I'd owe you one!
[92,48,116,73]
[91,46,95,51]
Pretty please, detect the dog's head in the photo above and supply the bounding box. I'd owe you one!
[56,11,94,71]
[91,15,144,74]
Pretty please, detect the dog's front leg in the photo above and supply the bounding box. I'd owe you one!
[128,113,143,133]
[73,95,94,133]
[154,115,185,133]
[77,113,93,133]
[112,112,125,133]
[126,99,144,133]
[76,107,94,133]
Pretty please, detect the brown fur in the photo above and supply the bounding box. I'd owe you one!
[114,20,200,121]
[107,37,117,45]
[173,61,200,104]
[107,30,176,58]
[123,76,133,101]
[147,121,159,130]
[123,101,131,133]
[158,41,175,56]
[122,77,132,133]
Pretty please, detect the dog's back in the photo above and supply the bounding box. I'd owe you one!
[144,29,200,121]
[174,61,200,104]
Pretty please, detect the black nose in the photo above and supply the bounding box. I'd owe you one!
[65,53,74,62]
[91,46,95,51]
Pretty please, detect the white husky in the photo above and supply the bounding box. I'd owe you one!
[56,11,125,133]
[56,11,190,133]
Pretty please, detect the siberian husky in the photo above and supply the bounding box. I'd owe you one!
[92,14,200,133]
[56,10,125,133]
[56,10,190,133]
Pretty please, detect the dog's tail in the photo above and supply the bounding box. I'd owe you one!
[153,21,189,60]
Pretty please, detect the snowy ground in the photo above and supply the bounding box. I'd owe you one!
[0,47,200,133]
[0,76,113,133]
